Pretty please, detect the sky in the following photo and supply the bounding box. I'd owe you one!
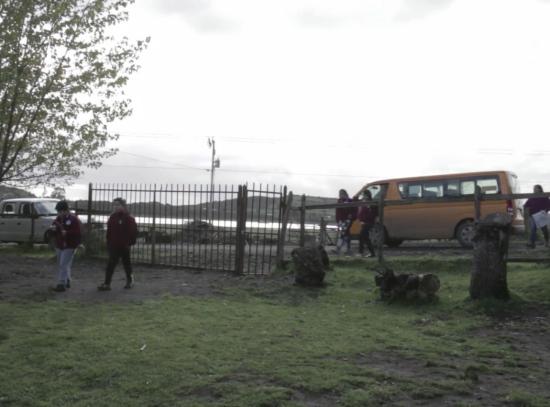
[58,0,550,199]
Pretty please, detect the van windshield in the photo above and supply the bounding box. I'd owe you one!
[34,201,58,216]
[366,185,381,200]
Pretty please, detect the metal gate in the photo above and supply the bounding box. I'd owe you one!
[85,183,286,275]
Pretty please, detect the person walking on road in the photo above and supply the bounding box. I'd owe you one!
[52,200,82,292]
[334,189,356,255]
[523,184,550,248]
[98,198,138,291]
[356,190,377,258]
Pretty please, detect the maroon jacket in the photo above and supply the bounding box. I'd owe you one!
[52,214,82,249]
[357,205,378,226]
[335,198,357,223]
[106,212,138,249]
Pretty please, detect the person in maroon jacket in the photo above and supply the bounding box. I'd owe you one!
[98,198,138,291]
[523,184,550,248]
[51,200,82,292]
[356,190,377,258]
[334,189,356,255]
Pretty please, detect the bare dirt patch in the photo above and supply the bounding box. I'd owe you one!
[0,252,248,303]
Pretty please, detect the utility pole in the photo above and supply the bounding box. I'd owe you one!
[207,137,220,221]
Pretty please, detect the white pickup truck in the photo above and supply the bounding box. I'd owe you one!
[0,198,60,245]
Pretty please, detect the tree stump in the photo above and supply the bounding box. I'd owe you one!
[375,268,440,301]
[291,246,329,287]
[470,213,511,300]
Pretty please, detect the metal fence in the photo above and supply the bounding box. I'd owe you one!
[85,183,286,275]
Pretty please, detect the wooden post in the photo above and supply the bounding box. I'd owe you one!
[470,214,511,300]
[319,217,327,246]
[29,216,35,248]
[377,187,386,265]
[524,207,531,243]
[474,186,482,223]
[151,189,157,265]
[87,183,93,236]
[235,185,248,274]
[276,190,293,267]
[299,194,306,248]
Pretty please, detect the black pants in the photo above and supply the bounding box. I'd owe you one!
[359,223,375,256]
[105,247,133,285]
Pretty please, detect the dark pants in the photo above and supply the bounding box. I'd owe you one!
[359,223,375,256]
[105,247,133,285]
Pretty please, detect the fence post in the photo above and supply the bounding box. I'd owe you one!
[319,217,327,246]
[235,185,247,274]
[29,216,35,248]
[87,183,93,236]
[299,194,306,248]
[151,189,157,265]
[377,187,386,265]
[276,190,293,267]
[474,186,482,222]
[524,207,530,242]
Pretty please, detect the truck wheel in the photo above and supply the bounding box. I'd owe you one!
[456,220,475,248]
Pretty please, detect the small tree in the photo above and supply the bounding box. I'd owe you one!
[50,186,66,200]
[0,0,149,186]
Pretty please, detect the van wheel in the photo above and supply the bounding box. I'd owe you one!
[456,220,475,248]
[386,238,404,248]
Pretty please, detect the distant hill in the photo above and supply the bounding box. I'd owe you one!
[0,185,36,200]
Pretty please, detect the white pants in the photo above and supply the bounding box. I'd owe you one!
[56,249,75,284]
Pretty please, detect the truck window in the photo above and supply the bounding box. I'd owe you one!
[1,203,16,215]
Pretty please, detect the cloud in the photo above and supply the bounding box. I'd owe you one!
[296,8,347,28]
[396,0,455,22]
[151,0,237,32]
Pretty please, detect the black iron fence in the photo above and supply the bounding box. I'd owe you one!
[84,183,287,275]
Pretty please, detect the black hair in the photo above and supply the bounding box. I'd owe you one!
[534,184,544,193]
[113,197,127,206]
[55,200,69,211]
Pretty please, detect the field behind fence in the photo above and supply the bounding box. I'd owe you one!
[83,183,287,275]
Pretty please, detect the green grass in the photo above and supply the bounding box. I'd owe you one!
[1,255,549,406]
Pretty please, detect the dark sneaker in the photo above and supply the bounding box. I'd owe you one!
[53,284,66,292]
[65,279,71,289]
[97,283,111,291]
[124,276,134,289]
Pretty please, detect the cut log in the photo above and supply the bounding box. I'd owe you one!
[291,245,329,287]
[375,268,440,301]
[470,213,511,300]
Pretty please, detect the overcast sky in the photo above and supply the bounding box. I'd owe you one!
[60,0,550,199]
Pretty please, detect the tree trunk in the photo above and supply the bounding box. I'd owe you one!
[470,214,511,300]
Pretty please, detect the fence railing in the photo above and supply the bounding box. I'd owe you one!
[84,183,287,275]
[294,189,550,264]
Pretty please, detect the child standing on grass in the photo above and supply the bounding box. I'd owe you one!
[51,200,81,292]
[98,198,138,291]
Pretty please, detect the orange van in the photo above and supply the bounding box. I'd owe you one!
[350,171,520,248]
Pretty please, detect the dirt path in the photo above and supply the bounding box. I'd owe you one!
[0,253,249,303]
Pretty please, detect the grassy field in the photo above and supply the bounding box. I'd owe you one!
[1,253,549,406]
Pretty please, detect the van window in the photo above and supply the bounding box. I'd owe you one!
[461,180,476,195]
[445,180,460,197]
[367,185,381,200]
[423,182,444,198]
[408,184,422,198]
[477,178,499,194]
